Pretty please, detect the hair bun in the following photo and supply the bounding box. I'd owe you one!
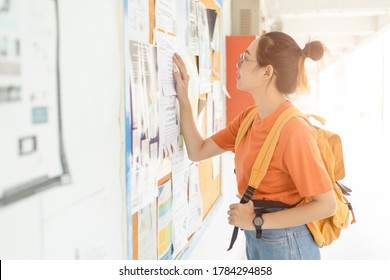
[302,41,325,61]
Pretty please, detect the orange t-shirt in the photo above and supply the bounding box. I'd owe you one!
[211,101,332,205]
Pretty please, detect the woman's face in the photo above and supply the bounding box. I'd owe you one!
[236,38,264,92]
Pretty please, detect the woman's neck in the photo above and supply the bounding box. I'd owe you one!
[252,87,288,119]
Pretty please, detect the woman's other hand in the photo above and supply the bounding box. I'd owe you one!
[227,199,256,230]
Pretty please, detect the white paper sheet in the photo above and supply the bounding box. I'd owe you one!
[156,31,177,96]
[158,95,179,158]
[127,0,150,43]
[174,0,190,48]
[137,202,158,260]
[130,166,158,214]
[171,149,190,258]
[155,0,177,34]
[188,0,199,55]
[129,41,159,140]
[187,163,203,237]
[129,41,159,213]
[197,2,212,93]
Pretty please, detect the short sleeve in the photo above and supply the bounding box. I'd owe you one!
[211,106,256,152]
[281,118,333,197]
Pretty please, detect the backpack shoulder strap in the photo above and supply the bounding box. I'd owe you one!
[248,106,303,189]
[228,105,303,251]
[306,114,326,125]
[234,106,258,151]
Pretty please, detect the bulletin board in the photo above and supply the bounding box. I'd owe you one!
[0,0,70,207]
[124,0,223,260]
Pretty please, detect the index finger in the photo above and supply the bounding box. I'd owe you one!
[173,53,187,72]
[173,52,185,64]
[229,203,240,210]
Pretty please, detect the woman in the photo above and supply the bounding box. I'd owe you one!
[172,31,336,260]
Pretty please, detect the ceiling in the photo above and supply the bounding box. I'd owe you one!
[261,0,390,63]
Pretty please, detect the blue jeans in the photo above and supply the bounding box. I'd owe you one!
[244,224,320,260]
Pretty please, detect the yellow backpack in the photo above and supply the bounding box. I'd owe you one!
[231,106,356,248]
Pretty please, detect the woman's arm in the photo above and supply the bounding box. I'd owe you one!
[227,190,337,230]
[173,53,225,161]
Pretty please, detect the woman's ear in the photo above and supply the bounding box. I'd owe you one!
[263,65,274,79]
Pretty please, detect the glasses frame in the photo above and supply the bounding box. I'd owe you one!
[238,52,257,67]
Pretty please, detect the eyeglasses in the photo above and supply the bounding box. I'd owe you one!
[238,52,257,67]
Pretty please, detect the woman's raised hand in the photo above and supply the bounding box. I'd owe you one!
[172,53,190,102]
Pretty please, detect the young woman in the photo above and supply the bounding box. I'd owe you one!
[172,31,336,260]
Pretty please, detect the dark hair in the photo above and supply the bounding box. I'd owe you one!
[256,31,325,93]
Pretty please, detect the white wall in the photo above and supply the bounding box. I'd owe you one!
[0,0,125,259]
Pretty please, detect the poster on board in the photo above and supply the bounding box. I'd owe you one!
[0,0,69,206]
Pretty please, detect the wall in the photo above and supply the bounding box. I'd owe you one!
[0,0,125,259]
[225,35,255,123]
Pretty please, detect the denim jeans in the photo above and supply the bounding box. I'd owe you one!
[244,224,320,260]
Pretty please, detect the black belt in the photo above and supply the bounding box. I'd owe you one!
[253,199,291,210]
